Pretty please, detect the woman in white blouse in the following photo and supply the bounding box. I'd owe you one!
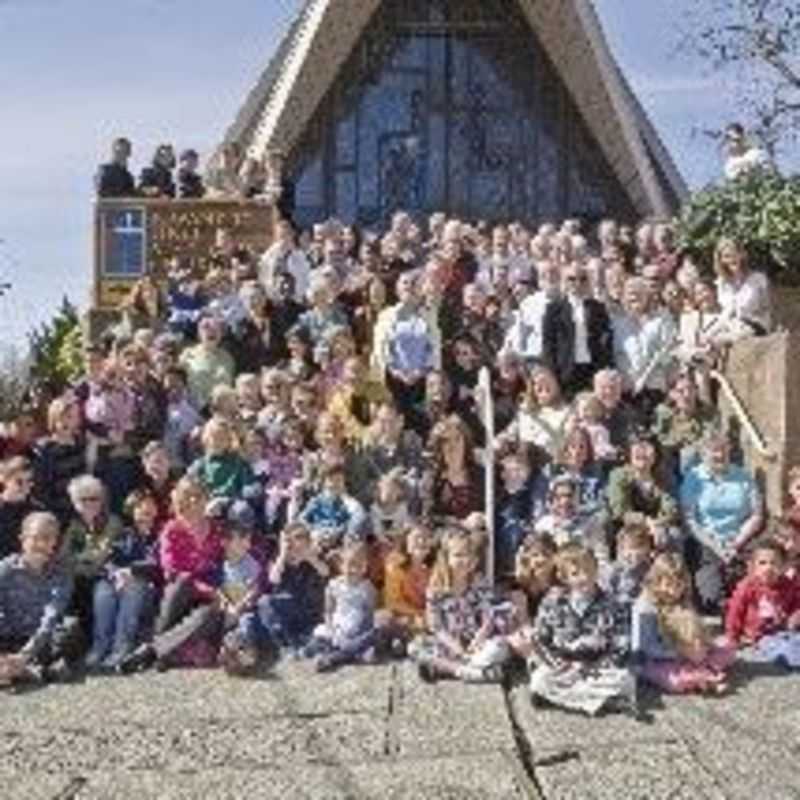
[714,238,772,338]
[497,366,571,460]
[612,277,677,399]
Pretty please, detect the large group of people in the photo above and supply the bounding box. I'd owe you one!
[2,139,799,719]
[95,137,293,219]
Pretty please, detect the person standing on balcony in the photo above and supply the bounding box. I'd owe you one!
[96,137,135,198]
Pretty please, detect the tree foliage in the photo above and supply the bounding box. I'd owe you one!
[683,0,800,153]
[27,297,84,393]
[675,171,800,281]
[0,348,29,422]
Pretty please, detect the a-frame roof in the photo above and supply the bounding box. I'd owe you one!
[219,0,687,216]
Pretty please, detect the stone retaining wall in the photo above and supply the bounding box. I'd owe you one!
[721,331,800,512]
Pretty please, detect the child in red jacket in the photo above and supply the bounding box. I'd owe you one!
[725,540,800,668]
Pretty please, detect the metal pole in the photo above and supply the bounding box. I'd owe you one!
[478,367,496,586]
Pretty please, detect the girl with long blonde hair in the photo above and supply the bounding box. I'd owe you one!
[631,553,734,694]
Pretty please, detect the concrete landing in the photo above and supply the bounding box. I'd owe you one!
[2,659,800,799]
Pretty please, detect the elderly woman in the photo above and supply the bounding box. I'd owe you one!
[371,272,437,420]
[606,432,680,550]
[612,276,677,417]
[62,475,124,636]
[498,366,572,463]
[592,369,640,453]
[713,238,772,339]
[679,431,764,612]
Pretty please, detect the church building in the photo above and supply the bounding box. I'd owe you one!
[218,0,687,229]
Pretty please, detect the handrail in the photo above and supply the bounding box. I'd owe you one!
[710,369,776,461]
[478,367,496,585]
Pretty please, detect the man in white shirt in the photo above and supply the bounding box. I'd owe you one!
[502,260,560,363]
[541,265,614,396]
[258,218,310,303]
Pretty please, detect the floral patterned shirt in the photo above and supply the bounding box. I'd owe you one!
[533,585,629,665]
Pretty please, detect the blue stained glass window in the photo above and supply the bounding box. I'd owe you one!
[104,209,145,277]
[289,0,634,229]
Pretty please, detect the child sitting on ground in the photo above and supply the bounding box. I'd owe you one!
[527,545,636,717]
[381,523,436,648]
[495,450,536,584]
[631,552,734,694]
[605,514,653,619]
[410,527,509,684]
[370,468,412,543]
[85,489,160,670]
[0,512,79,685]
[188,418,260,513]
[256,523,328,653]
[296,464,366,552]
[303,539,377,672]
[509,533,558,630]
[725,539,800,669]
[217,521,264,674]
[260,419,305,534]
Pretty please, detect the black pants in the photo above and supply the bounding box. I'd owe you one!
[0,617,83,666]
[151,576,223,663]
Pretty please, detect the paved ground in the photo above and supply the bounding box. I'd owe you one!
[2,658,800,800]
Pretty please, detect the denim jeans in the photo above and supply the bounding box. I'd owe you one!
[92,578,151,659]
[256,593,319,649]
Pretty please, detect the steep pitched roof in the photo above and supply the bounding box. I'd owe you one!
[221,0,315,147]
[220,0,687,216]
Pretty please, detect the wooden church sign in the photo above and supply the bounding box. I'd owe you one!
[93,198,275,309]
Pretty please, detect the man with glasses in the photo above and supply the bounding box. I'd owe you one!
[501,259,559,365]
[541,264,614,397]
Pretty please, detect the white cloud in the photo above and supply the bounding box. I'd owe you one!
[631,75,720,96]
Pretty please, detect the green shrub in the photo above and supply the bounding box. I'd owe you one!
[675,172,800,283]
[27,297,84,393]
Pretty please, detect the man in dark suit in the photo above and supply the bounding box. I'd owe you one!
[95,137,135,198]
[541,264,613,397]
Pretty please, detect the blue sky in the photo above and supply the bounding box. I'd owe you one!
[0,0,780,347]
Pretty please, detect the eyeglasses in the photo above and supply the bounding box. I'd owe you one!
[79,496,102,503]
